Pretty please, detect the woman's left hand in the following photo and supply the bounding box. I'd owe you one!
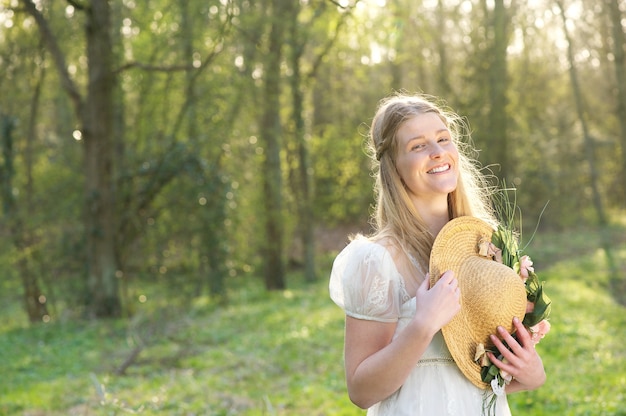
[487,316,546,392]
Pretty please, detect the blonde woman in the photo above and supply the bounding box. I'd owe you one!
[329,93,546,415]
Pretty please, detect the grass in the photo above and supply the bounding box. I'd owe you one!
[1,225,626,415]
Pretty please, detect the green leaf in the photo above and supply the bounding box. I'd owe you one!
[481,364,499,383]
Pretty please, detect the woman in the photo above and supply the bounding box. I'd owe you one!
[329,93,546,415]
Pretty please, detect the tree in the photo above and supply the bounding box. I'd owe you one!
[606,0,626,201]
[110,1,234,299]
[2,0,625,324]
[0,114,49,322]
[283,1,357,282]
[258,0,289,290]
[286,0,316,282]
[22,0,121,317]
[485,0,511,180]
[556,0,607,226]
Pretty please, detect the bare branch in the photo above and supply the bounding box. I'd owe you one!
[19,0,84,116]
[306,0,360,81]
[326,0,358,10]
[114,61,195,74]
[66,0,87,11]
[114,345,143,376]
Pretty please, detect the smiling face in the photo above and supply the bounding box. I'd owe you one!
[394,112,459,208]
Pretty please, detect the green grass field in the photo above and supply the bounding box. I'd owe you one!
[1,226,625,415]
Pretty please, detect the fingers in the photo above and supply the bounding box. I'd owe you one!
[432,270,458,291]
[487,319,546,390]
[488,332,517,367]
[416,271,461,330]
[434,271,459,297]
[487,317,534,374]
[497,317,533,357]
[486,350,514,375]
[419,271,460,307]
[490,322,523,358]
[512,317,533,348]
[437,270,455,285]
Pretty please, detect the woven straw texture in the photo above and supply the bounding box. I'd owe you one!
[429,216,527,389]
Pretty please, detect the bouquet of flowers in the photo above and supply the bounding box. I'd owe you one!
[479,188,552,396]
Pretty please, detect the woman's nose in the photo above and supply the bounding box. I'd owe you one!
[430,143,444,158]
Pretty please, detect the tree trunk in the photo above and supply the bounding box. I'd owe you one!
[259,0,287,290]
[555,0,623,303]
[436,0,452,98]
[109,1,130,315]
[487,0,509,180]
[287,1,316,282]
[0,115,49,323]
[83,0,120,317]
[606,0,626,201]
[22,0,121,317]
[604,0,626,304]
[388,0,404,90]
[556,0,607,226]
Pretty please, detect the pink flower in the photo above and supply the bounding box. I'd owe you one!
[519,255,534,282]
[529,319,551,345]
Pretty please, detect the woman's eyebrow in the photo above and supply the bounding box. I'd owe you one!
[406,129,450,143]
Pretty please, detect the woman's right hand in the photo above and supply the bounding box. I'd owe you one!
[412,271,461,336]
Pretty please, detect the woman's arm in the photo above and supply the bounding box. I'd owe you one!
[344,271,461,409]
[344,314,433,408]
[487,317,547,393]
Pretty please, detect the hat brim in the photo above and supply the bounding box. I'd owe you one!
[429,216,494,288]
[429,216,527,389]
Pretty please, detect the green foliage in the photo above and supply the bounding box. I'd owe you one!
[1,227,626,415]
[1,0,625,320]
[0,264,359,415]
[506,223,626,415]
[311,124,372,225]
[490,186,553,328]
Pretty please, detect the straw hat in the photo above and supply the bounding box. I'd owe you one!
[429,216,527,389]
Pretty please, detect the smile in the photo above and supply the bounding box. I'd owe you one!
[427,164,450,174]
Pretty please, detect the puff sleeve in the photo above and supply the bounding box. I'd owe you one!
[329,237,407,323]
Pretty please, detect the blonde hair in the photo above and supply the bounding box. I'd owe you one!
[367,92,496,268]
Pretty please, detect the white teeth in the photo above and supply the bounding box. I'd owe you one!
[428,164,450,174]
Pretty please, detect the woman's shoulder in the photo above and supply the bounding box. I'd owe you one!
[331,235,408,292]
[330,235,408,322]
[335,235,396,268]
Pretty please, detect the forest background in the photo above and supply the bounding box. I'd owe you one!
[0,0,625,414]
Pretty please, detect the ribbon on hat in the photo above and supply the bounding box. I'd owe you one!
[474,343,490,367]
[478,240,503,263]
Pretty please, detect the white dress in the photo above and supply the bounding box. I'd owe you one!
[329,237,511,416]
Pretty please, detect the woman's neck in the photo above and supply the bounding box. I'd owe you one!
[414,196,450,236]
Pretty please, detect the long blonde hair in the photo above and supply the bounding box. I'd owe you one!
[367,92,496,269]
